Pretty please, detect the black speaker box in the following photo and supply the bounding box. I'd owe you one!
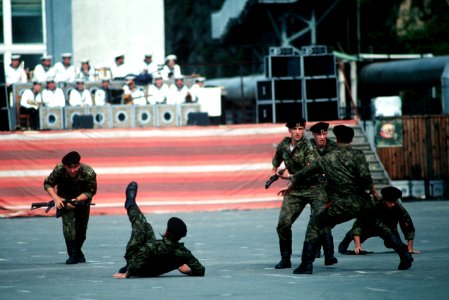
[73,114,94,129]
[187,112,209,126]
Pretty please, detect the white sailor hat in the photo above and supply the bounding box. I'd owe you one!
[195,77,206,82]
[41,55,52,60]
[46,76,55,82]
[153,73,163,79]
[75,78,85,83]
[165,54,177,61]
[174,75,184,80]
[125,75,136,82]
[61,53,72,58]
[80,58,90,64]
[144,53,153,57]
[11,54,21,60]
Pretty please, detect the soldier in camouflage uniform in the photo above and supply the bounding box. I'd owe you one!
[44,151,97,264]
[279,125,413,274]
[271,118,337,269]
[113,182,205,278]
[339,186,420,255]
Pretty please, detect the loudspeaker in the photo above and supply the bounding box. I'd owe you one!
[40,107,64,130]
[73,114,94,129]
[65,107,89,129]
[180,104,201,126]
[134,105,155,127]
[89,105,111,128]
[187,112,209,126]
[156,104,177,127]
[111,105,134,128]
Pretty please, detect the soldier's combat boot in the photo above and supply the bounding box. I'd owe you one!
[65,240,78,265]
[338,232,352,254]
[125,181,138,209]
[77,248,86,263]
[275,240,292,269]
[293,241,316,274]
[384,233,413,270]
[323,233,338,266]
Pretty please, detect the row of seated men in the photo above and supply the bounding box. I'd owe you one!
[18,74,206,130]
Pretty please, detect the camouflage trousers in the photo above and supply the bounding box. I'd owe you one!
[277,188,328,243]
[124,205,156,266]
[61,206,90,247]
[305,193,379,243]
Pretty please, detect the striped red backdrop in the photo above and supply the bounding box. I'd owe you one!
[0,124,292,218]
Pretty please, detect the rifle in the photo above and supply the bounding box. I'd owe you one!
[30,199,95,218]
[265,169,287,189]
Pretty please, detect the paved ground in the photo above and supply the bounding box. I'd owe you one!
[1,200,449,300]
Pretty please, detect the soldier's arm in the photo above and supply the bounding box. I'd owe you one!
[183,251,205,276]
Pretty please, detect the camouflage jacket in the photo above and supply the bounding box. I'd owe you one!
[272,136,320,190]
[43,163,97,200]
[352,200,416,240]
[310,138,338,157]
[291,144,374,196]
[128,237,205,277]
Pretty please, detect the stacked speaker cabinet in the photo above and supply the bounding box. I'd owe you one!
[256,46,339,123]
[180,104,201,126]
[39,107,64,130]
[64,107,89,129]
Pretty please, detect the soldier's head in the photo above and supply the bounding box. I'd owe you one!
[381,186,402,209]
[310,122,329,148]
[165,217,187,242]
[333,125,354,144]
[286,118,306,142]
[62,151,81,178]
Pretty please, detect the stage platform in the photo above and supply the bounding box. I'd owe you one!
[0,121,356,218]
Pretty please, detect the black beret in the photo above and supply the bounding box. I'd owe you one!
[310,122,329,134]
[333,125,354,143]
[381,186,402,201]
[285,117,306,129]
[62,151,81,166]
[167,217,187,240]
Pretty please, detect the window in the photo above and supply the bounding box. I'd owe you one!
[12,0,43,43]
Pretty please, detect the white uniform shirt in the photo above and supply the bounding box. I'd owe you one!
[42,88,66,107]
[123,86,146,105]
[139,61,159,75]
[76,68,96,82]
[69,89,93,107]
[111,63,131,79]
[20,89,43,109]
[167,84,189,105]
[33,64,55,82]
[53,62,77,83]
[147,83,169,104]
[94,89,107,106]
[189,84,204,102]
[161,64,182,80]
[5,65,27,85]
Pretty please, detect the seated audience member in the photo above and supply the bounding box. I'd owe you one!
[42,77,66,107]
[147,73,169,104]
[134,53,159,85]
[33,55,55,83]
[77,59,96,82]
[189,77,206,103]
[167,75,189,105]
[123,76,146,105]
[20,81,43,129]
[53,53,77,84]
[69,79,93,107]
[94,79,113,106]
[5,54,28,87]
[161,54,182,80]
[111,53,132,80]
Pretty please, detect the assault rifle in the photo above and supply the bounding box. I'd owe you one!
[30,199,95,218]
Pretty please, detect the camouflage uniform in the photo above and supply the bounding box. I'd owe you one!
[124,205,205,277]
[339,199,415,252]
[310,138,338,157]
[272,137,327,263]
[291,144,413,273]
[43,163,96,257]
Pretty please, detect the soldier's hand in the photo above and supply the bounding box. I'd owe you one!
[178,264,192,275]
[277,169,290,180]
[112,272,129,279]
[277,185,290,197]
[409,249,421,254]
[354,246,363,255]
[55,197,65,209]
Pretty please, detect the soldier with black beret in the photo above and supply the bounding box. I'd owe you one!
[338,186,420,255]
[44,151,97,264]
[270,117,337,269]
[113,182,205,278]
[279,125,414,274]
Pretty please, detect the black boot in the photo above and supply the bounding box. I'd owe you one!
[275,240,292,269]
[338,231,352,254]
[384,234,413,270]
[323,232,338,266]
[293,241,316,274]
[77,248,86,263]
[125,181,138,209]
[65,240,78,265]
